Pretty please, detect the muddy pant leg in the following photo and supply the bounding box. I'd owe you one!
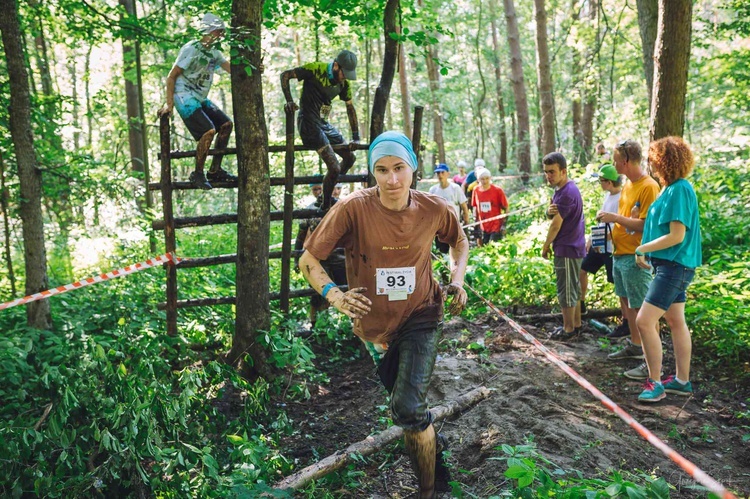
[209,121,233,173]
[339,149,356,175]
[318,144,341,209]
[389,324,440,497]
[404,424,436,499]
[195,129,216,174]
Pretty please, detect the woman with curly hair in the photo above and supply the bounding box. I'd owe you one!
[634,136,702,403]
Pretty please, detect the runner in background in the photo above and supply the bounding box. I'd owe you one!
[471,168,508,246]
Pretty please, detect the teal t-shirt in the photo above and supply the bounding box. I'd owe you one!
[642,178,702,268]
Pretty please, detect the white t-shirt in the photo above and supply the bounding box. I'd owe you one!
[173,41,227,101]
[429,182,467,220]
[600,191,621,253]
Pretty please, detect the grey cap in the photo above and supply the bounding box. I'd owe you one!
[200,13,226,34]
[335,50,357,80]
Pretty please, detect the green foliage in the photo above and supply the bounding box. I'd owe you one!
[489,442,673,498]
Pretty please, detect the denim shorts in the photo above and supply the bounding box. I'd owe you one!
[644,258,695,311]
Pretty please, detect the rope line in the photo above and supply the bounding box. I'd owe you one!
[0,252,180,311]
[462,201,547,230]
[459,279,737,499]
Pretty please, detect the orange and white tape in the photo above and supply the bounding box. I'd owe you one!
[462,202,547,230]
[0,252,180,311]
[463,282,738,499]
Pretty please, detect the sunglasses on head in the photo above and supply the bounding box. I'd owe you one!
[616,140,630,163]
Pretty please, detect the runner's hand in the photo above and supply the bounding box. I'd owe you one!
[284,101,299,113]
[328,287,371,319]
[442,282,467,316]
[547,203,558,218]
[158,104,173,118]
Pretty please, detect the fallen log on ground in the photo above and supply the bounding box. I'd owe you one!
[513,307,621,322]
[274,386,492,491]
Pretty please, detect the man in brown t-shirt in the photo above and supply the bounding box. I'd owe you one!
[299,131,469,498]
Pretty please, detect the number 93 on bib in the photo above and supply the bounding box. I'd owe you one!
[376,267,416,301]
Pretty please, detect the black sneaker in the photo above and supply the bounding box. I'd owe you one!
[549,326,580,341]
[206,168,237,183]
[435,433,452,492]
[189,171,212,190]
[606,320,630,339]
[580,300,587,315]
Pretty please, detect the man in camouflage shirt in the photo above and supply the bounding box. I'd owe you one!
[281,50,360,209]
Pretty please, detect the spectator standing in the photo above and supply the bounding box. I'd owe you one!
[542,152,586,340]
[579,164,625,327]
[596,139,661,380]
[634,137,701,403]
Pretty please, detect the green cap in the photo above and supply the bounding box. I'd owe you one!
[597,163,619,181]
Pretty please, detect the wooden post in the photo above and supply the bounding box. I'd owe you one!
[411,105,424,189]
[159,114,177,336]
[280,109,295,311]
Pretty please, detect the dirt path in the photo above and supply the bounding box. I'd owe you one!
[278,314,750,498]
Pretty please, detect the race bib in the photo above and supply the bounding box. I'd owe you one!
[376,267,416,301]
[480,201,491,213]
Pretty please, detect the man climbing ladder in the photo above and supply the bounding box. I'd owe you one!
[158,13,237,190]
[281,50,360,209]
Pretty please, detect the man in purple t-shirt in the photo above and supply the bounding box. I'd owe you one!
[542,152,586,340]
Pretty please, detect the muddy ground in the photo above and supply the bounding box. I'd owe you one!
[276,313,750,498]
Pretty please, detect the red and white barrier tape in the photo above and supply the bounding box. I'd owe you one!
[463,282,737,499]
[462,202,547,230]
[0,252,180,311]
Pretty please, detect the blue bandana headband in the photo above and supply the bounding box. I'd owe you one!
[368,131,418,172]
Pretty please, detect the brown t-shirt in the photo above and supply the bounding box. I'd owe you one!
[304,187,466,343]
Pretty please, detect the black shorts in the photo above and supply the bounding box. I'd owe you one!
[177,98,231,141]
[581,246,614,283]
[298,117,345,150]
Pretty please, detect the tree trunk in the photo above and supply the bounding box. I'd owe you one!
[0,0,52,329]
[649,0,692,140]
[229,0,273,379]
[68,57,81,150]
[472,0,487,161]
[0,150,16,295]
[581,0,599,161]
[534,0,556,156]
[570,0,584,163]
[502,0,531,174]
[120,0,150,212]
[85,44,93,148]
[636,0,658,106]
[489,0,508,169]
[369,0,399,140]
[425,42,446,164]
[397,25,412,139]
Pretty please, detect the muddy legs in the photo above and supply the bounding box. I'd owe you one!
[404,424,436,499]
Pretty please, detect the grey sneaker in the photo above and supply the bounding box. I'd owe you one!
[623,362,662,380]
[607,340,644,360]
